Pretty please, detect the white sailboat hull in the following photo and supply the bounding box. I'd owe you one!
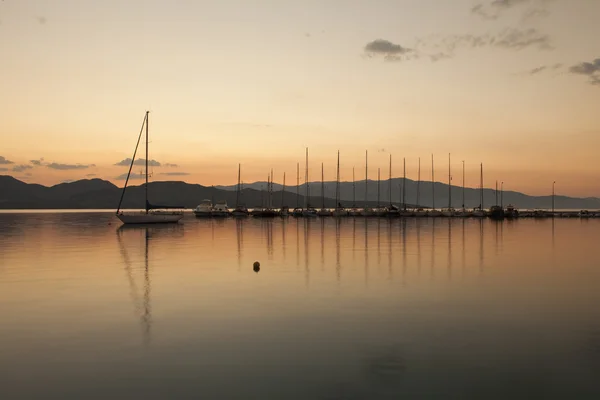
[118,212,183,224]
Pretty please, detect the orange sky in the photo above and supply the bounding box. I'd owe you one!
[1,0,599,197]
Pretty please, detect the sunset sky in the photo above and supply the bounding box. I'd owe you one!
[1,0,599,197]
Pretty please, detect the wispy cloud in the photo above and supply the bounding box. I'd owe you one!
[0,156,14,165]
[164,163,179,167]
[47,163,95,170]
[159,172,190,176]
[526,63,562,75]
[86,173,96,177]
[29,158,45,166]
[472,0,553,20]
[368,28,552,64]
[0,168,9,172]
[115,172,145,180]
[569,58,600,86]
[13,164,33,172]
[114,158,162,167]
[364,39,416,62]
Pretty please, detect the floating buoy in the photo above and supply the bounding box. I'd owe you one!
[253,261,260,273]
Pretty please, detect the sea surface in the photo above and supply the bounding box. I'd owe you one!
[1,212,599,399]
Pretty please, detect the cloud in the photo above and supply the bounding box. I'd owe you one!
[115,172,145,180]
[13,164,33,172]
[494,28,552,50]
[527,63,562,75]
[0,156,14,165]
[86,173,96,177]
[364,39,416,61]
[569,58,600,86]
[47,163,95,170]
[164,163,179,167]
[30,159,42,166]
[472,0,553,20]
[0,168,8,172]
[158,172,190,176]
[114,158,162,167]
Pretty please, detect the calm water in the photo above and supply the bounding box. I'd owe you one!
[1,213,599,399]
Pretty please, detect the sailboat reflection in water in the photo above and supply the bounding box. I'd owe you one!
[116,111,184,224]
[117,224,184,345]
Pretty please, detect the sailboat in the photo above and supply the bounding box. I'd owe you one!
[441,153,456,217]
[413,157,428,217]
[317,163,332,216]
[362,150,375,216]
[292,162,303,217]
[348,167,362,216]
[332,151,347,217]
[116,111,184,224]
[232,164,249,217]
[302,148,318,217]
[472,163,486,218]
[253,170,278,218]
[428,154,442,217]
[279,172,289,217]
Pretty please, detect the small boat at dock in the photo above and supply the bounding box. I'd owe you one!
[193,199,213,218]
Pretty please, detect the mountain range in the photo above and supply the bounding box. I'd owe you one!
[1,175,599,210]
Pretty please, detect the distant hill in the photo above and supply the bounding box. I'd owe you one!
[0,175,382,210]
[1,175,598,210]
[216,177,600,210]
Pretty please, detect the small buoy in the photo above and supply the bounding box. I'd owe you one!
[253,261,260,273]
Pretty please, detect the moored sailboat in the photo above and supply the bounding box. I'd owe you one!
[116,111,184,224]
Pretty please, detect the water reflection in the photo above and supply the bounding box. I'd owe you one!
[1,214,600,398]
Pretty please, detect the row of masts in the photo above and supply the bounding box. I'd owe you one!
[237,150,489,211]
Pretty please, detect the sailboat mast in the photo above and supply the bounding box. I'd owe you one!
[416,157,421,208]
[448,153,451,209]
[305,148,309,209]
[145,111,149,214]
[388,154,392,206]
[352,167,356,207]
[365,150,368,208]
[270,168,274,209]
[336,151,340,207]
[281,172,286,209]
[495,180,498,206]
[116,111,146,215]
[402,157,406,210]
[377,168,381,207]
[480,163,484,209]
[236,163,241,208]
[321,162,325,209]
[432,154,435,210]
[462,160,465,209]
[296,163,300,209]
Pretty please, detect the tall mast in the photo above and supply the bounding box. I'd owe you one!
[495,180,498,206]
[448,153,451,209]
[321,162,325,209]
[462,160,465,209]
[305,148,309,209]
[388,154,392,206]
[365,150,368,208]
[352,167,356,207]
[145,111,149,214]
[432,154,435,210]
[296,162,300,208]
[403,157,406,210]
[116,111,146,215]
[480,163,484,209]
[270,168,274,209]
[336,151,340,208]
[416,157,421,208]
[236,163,241,208]
[281,172,286,209]
[377,168,381,207]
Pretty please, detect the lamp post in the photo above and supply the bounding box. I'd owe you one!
[552,181,556,216]
[501,181,504,209]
